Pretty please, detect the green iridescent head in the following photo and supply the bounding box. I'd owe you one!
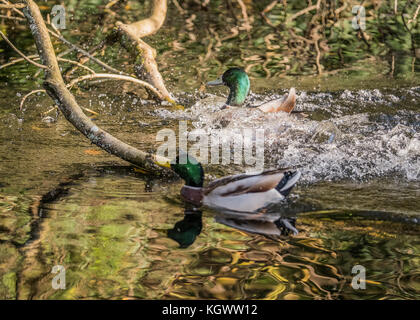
[170,153,204,187]
[207,68,250,106]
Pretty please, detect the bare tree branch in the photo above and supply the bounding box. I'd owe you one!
[122,0,167,38]
[19,89,45,110]
[47,28,126,75]
[66,73,162,98]
[0,30,47,69]
[0,3,25,9]
[22,0,172,175]
[116,0,172,101]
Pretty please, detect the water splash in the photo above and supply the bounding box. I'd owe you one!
[153,88,420,183]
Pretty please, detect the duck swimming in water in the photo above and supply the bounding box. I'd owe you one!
[171,155,301,213]
[206,68,297,113]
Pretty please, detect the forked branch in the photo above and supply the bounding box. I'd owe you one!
[22,0,172,175]
[116,0,172,101]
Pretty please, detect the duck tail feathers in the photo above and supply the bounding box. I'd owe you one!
[256,87,296,113]
[279,87,296,113]
[275,170,301,197]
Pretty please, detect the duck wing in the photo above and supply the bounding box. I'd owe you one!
[204,168,292,196]
[257,88,296,113]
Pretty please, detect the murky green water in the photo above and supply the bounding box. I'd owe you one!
[0,0,419,299]
[3,169,418,299]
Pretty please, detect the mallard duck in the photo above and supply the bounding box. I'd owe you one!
[206,67,297,113]
[171,155,301,213]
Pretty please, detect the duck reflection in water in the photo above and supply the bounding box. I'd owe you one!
[215,209,298,238]
[168,205,298,248]
[167,206,203,248]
